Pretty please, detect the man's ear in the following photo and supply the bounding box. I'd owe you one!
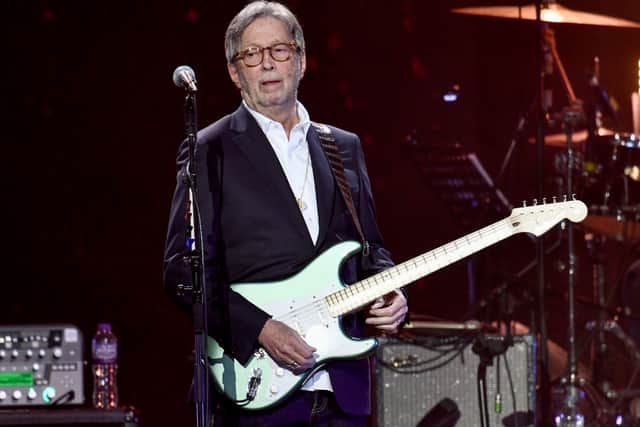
[299,52,306,79]
[227,62,242,90]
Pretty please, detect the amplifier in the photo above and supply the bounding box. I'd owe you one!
[375,334,536,427]
[0,324,84,407]
[0,407,138,426]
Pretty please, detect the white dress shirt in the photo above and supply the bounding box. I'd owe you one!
[243,101,333,392]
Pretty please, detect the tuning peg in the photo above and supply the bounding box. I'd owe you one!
[522,200,527,207]
[563,195,568,202]
[571,193,576,200]
[552,196,557,203]
[533,198,538,206]
[542,197,547,204]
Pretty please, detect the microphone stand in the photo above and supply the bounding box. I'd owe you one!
[179,90,211,427]
[534,3,551,424]
[473,332,513,427]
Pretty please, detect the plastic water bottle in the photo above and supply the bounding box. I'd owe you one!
[91,323,119,409]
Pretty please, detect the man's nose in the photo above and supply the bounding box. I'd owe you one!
[261,49,275,69]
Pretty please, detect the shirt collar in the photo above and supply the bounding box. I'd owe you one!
[243,100,311,138]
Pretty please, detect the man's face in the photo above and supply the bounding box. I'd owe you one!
[228,16,306,115]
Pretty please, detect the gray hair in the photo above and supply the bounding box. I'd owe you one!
[224,1,305,63]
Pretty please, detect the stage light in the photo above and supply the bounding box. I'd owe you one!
[443,84,461,103]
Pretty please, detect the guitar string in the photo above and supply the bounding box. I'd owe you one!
[277,215,519,326]
[324,217,513,314]
[277,207,572,325]
[325,206,567,314]
[280,213,519,324]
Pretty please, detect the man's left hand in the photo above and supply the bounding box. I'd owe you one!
[365,289,408,333]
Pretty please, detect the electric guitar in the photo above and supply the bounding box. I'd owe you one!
[207,198,588,410]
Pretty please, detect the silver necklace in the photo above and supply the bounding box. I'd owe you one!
[296,146,311,211]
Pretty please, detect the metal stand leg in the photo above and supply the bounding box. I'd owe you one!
[585,233,611,395]
[558,109,585,426]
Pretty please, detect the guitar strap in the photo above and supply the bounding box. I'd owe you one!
[311,122,370,257]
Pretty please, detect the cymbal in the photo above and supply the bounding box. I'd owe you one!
[451,3,640,28]
[527,127,615,148]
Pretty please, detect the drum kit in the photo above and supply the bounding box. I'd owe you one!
[451,2,640,426]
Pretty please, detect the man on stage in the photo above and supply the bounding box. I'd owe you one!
[163,1,408,425]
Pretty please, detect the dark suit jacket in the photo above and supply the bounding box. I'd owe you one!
[163,104,394,415]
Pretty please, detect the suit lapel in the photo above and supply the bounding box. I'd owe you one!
[228,106,312,244]
[307,126,335,248]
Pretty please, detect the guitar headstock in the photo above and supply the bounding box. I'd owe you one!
[509,196,588,236]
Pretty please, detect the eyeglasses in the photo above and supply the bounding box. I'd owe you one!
[232,41,299,67]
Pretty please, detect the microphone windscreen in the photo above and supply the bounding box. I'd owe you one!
[172,65,196,89]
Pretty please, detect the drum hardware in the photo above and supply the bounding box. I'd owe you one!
[527,128,615,149]
[585,319,640,424]
[448,3,640,424]
[451,2,640,29]
[542,27,640,423]
[584,233,611,394]
[633,90,640,136]
[530,26,591,425]
[582,207,639,243]
[557,107,586,426]
[538,26,588,416]
[549,375,627,426]
[614,133,640,182]
[581,131,640,243]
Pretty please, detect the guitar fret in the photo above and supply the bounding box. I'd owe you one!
[329,221,516,316]
[329,203,585,316]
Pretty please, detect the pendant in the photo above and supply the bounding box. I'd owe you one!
[297,198,307,211]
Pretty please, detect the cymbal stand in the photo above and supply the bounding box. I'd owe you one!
[584,232,611,394]
[543,23,589,425]
[560,109,583,425]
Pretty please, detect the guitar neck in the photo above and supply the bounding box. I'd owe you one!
[325,217,516,316]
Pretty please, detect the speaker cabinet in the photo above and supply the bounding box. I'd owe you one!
[375,335,536,427]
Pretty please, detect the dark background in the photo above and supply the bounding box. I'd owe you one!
[3,0,639,425]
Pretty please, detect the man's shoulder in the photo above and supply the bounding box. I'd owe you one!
[198,113,235,142]
[311,121,359,144]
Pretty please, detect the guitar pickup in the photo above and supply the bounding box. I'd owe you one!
[292,318,305,337]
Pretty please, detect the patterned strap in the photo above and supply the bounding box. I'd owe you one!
[311,122,370,256]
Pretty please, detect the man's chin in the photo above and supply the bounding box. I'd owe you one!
[257,96,293,109]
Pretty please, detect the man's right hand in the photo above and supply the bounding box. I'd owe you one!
[257,319,316,372]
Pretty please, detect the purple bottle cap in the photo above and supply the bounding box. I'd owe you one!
[97,323,112,332]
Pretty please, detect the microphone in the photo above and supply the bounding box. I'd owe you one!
[172,65,198,92]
